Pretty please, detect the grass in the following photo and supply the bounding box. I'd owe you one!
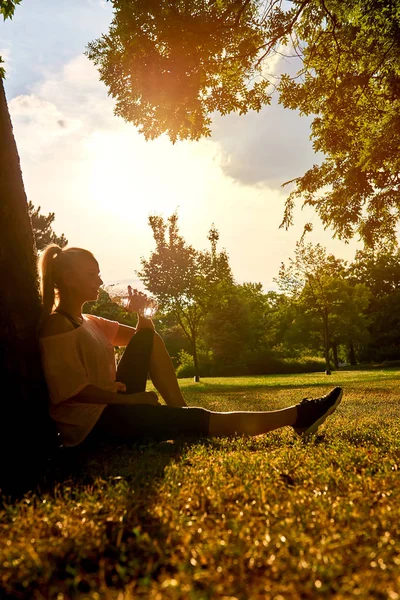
[1,370,400,599]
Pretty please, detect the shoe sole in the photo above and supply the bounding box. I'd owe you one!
[296,388,343,437]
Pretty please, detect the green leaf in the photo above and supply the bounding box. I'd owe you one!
[0,0,22,20]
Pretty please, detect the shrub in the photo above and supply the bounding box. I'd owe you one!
[176,350,212,378]
[176,349,325,378]
[247,351,325,375]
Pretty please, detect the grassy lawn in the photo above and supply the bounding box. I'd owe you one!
[1,370,399,599]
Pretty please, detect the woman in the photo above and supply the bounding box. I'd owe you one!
[37,244,343,449]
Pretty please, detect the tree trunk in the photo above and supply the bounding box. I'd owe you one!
[0,78,53,497]
[191,334,200,382]
[348,341,357,366]
[332,342,339,369]
[322,315,331,371]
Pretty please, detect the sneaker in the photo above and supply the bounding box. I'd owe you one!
[293,387,343,436]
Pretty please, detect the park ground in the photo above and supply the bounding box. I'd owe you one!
[1,370,399,599]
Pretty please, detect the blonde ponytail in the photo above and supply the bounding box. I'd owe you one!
[37,244,97,333]
[37,244,63,331]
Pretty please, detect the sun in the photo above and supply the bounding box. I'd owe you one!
[84,128,216,222]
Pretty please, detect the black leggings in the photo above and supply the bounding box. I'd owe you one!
[87,329,210,443]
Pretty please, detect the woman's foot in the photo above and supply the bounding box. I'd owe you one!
[292,387,343,436]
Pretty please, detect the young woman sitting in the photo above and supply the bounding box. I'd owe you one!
[37,244,343,449]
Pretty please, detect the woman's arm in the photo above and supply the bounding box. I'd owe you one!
[113,324,137,347]
[72,384,159,405]
[114,316,155,347]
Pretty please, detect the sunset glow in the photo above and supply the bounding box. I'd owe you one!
[1,0,360,289]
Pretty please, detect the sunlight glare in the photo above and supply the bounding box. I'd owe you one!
[85,129,218,223]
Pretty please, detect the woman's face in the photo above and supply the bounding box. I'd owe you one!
[62,256,103,302]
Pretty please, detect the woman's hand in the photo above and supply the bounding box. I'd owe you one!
[126,287,148,314]
[125,287,156,330]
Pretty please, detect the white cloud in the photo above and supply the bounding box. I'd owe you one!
[9,94,82,155]
[212,48,320,190]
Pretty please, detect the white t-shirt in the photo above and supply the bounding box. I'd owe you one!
[39,314,120,447]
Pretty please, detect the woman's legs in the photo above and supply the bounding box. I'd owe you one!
[148,332,187,407]
[109,328,343,443]
[116,329,186,406]
[207,387,343,437]
[208,406,297,436]
[89,388,342,444]
[116,328,154,393]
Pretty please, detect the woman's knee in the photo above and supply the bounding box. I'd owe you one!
[152,331,166,351]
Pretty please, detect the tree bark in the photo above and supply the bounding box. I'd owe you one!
[322,314,331,371]
[332,342,339,369]
[348,341,357,366]
[191,334,201,382]
[0,78,53,496]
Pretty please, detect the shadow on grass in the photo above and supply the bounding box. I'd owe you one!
[180,369,400,395]
[30,436,216,596]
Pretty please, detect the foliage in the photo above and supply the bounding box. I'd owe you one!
[1,371,400,598]
[86,0,270,142]
[246,352,325,375]
[138,212,233,377]
[280,0,400,246]
[87,0,400,244]
[0,0,22,77]
[0,0,21,20]
[27,201,68,251]
[349,247,400,362]
[83,287,138,329]
[175,348,212,378]
[203,281,271,375]
[276,241,370,369]
[154,315,191,366]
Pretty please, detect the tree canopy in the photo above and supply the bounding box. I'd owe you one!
[276,241,370,369]
[87,0,400,245]
[138,212,233,378]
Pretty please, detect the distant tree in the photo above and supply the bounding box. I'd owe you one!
[325,280,371,367]
[87,0,400,245]
[349,248,400,362]
[276,241,366,371]
[83,287,134,324]
[202,282,270,375]
[260,291,300,355]
[138,213,233,379]
[349,247,400,300]
[27,202,68,251]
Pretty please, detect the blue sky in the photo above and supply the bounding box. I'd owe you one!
[1,0,361,290]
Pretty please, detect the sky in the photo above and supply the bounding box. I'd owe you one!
[1,0,362,291]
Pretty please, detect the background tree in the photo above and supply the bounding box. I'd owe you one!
[138,213,233,380]
[324,279,371,367]
[202,282,271,376]
[349,248,400,362]
[28,201,68,251]
[277,242,347,371]
[87,0,400,245]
